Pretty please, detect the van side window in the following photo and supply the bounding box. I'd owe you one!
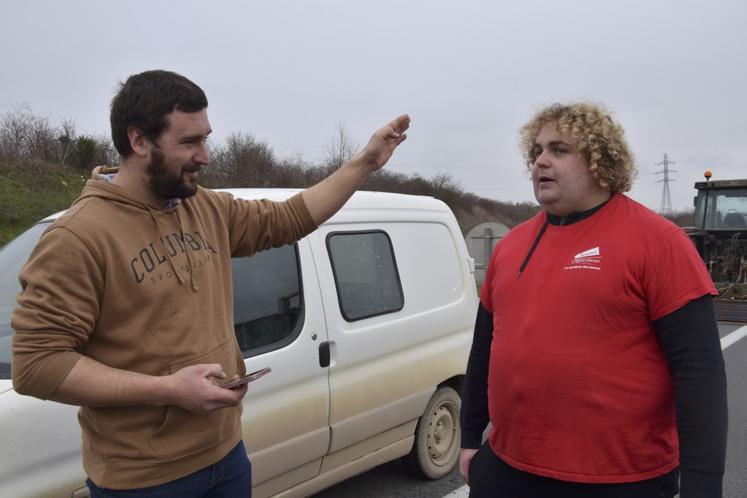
[232,244,303,357]
[327,231,404,321]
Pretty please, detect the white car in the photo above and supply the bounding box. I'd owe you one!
[0,189,478,498]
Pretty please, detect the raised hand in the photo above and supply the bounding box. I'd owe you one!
[354,114,410,172]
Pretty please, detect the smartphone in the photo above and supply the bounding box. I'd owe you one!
[220,367,272,389]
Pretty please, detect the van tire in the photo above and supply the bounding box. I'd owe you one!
[403,386,461,479]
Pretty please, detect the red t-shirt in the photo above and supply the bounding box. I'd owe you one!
[480,194,716,483]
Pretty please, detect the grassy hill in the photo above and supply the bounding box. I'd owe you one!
[0,161,87,245]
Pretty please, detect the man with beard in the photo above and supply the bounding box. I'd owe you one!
[11,70,410,497]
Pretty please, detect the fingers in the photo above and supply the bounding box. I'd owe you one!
[459,457,469,484]
[389,114,410,135]
[199,363,227,380]
[169,364,249,412]
[210,379,248,408]
[232,383,249,399]
[189,381,245,413]
[381,114,410,141]
[211,385,246,406]
[459,448,478,485]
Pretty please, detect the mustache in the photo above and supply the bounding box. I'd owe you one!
[182,165,201,173]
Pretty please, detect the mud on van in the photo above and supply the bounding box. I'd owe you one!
[0,189,478,498]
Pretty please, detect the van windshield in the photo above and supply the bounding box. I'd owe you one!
[0,223,49,378]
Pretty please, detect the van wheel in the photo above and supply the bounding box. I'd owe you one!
[403,386,461,479]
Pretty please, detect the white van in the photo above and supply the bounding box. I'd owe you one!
[0,189,478,498]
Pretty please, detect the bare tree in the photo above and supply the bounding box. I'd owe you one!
[324,123,358,171]
[204,133,276,187]
[58,119,77,164]
[0,105,64,162]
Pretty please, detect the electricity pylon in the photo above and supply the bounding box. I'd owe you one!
[655,153,676,217]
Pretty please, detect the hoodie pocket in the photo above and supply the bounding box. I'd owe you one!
[147,338,242,461]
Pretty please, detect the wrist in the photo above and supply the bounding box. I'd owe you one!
[151,373,175,407]
[349,150,379,174]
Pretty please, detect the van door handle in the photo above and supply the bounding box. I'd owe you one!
[319,341,331,368]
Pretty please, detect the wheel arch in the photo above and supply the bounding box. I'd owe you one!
[439,374,465,398]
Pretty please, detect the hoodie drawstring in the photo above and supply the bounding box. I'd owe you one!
[175,208,199,292]
[147,206,197,291]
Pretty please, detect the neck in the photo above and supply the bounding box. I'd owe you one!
[112,159,165,208]
[544,190,612,218]
[545,193,613,226]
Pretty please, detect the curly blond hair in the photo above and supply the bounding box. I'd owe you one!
[519,102,636,193]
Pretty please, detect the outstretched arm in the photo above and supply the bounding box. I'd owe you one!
[302,114,409,225]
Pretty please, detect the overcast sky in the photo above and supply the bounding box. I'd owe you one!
[3,0,745,211]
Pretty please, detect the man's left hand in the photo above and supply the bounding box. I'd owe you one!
[354,114,410,172]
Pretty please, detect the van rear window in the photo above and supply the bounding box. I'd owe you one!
[327,231,404,321]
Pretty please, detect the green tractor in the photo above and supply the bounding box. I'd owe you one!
[686,171,747,322]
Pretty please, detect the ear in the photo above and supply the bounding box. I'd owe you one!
[127,126,150,158]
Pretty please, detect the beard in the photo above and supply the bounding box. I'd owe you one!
[147,147,199,201]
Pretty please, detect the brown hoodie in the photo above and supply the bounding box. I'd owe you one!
[11,174,316,488]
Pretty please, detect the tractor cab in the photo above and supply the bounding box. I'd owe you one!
[688,172,747,321]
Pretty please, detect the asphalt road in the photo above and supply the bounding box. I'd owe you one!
[313,323,747,498]
[311,458,464,498]
[722,323,747,498]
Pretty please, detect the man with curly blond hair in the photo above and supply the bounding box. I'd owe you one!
[459,102,727,498]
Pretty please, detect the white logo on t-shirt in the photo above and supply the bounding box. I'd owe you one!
[565,246,602,271]
[574,247,600,259]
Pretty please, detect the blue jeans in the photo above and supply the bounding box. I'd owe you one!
[86,441,251,498]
